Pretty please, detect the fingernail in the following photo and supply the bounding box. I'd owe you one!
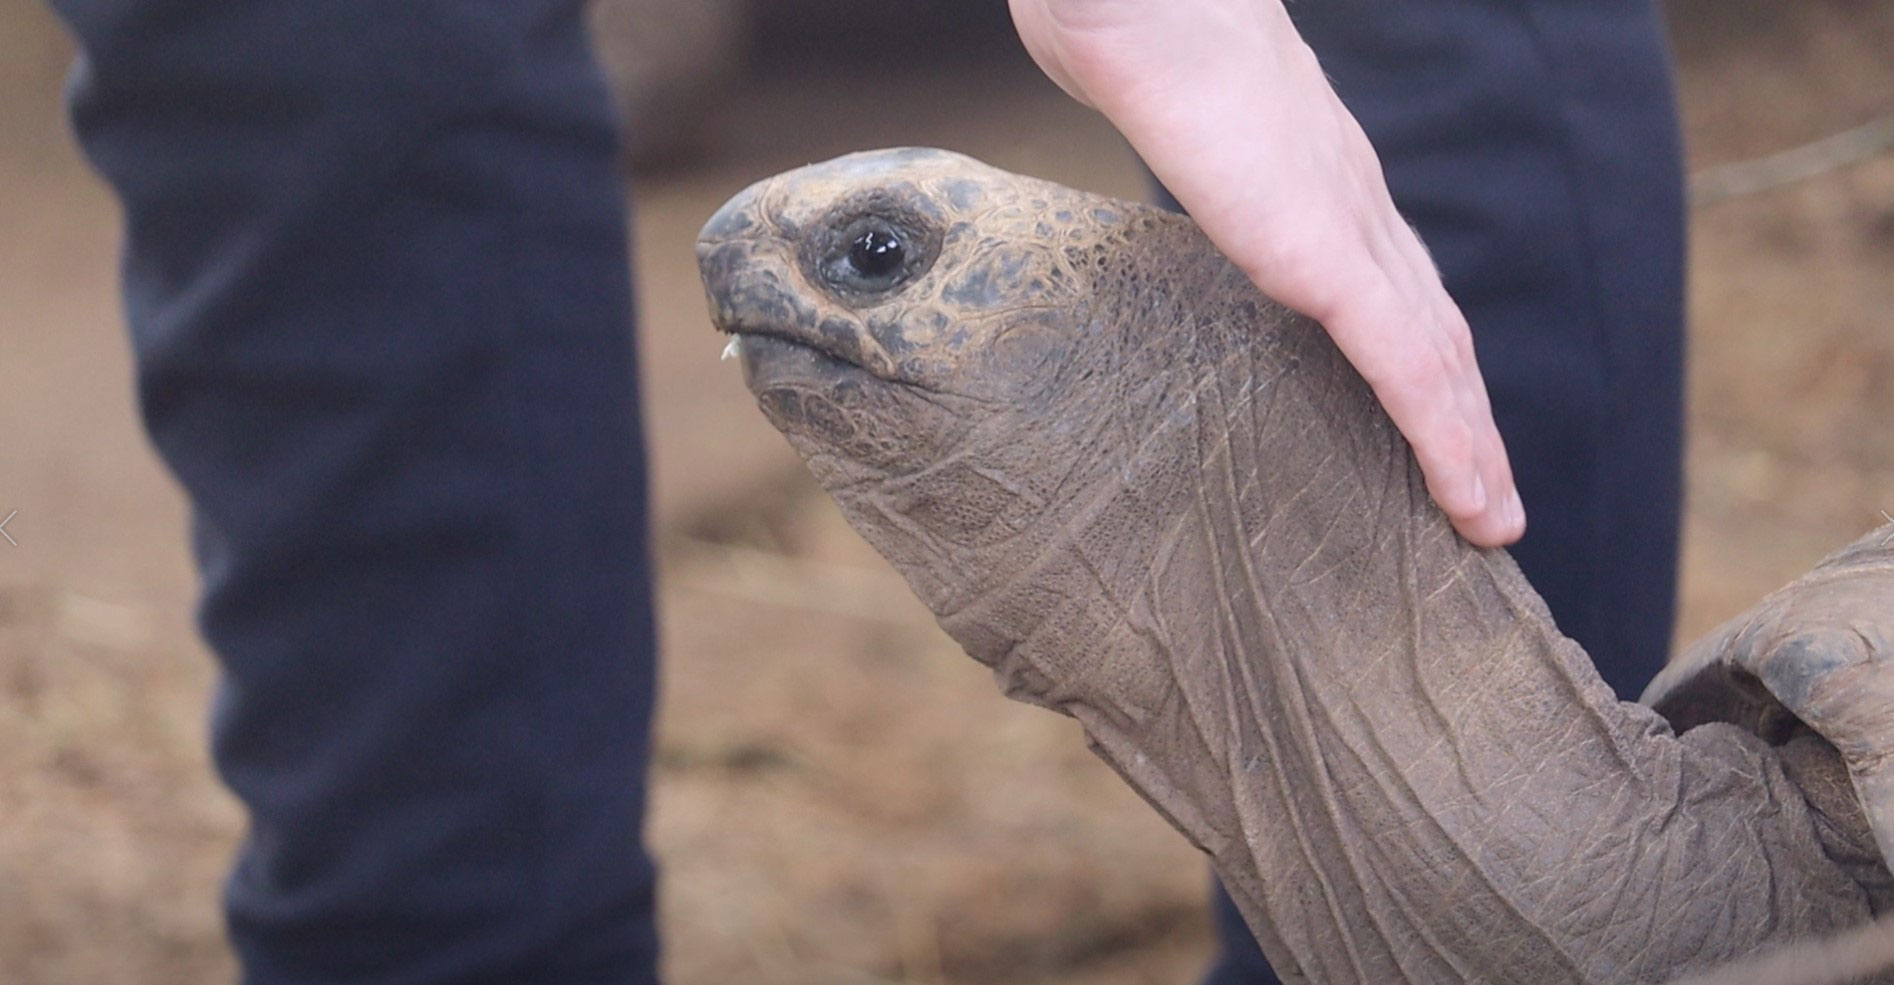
[1507,489,1526,530]
[1469,473,1489,514]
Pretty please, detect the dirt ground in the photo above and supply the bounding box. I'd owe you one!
[0,3,1889,983]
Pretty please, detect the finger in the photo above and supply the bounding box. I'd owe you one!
[1448,321,1524,546]
[1308,247,1518,547]
[1315,272,1486,520]
[1447,390,1525,547]
[1361,204,1524,546]
[1413,309,1520,547]
[1240,227,1522,546]
[1341,222,1488,515]
[1387,233,1524,546]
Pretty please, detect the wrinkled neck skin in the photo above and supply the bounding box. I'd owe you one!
[828,218,1883,983]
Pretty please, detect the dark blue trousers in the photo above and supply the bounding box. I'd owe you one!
[50,2,661,982]
[1196,0,1687,981]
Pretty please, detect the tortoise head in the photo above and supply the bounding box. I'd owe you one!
[696,148,1217,615]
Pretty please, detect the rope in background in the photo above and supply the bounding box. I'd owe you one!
[1690,114,1894,206]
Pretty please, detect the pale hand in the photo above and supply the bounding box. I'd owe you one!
[1010,0,1526,547]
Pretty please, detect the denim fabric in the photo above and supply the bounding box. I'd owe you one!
[48,2,660,982]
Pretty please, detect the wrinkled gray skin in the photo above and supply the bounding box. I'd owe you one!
[696,148,1894,984]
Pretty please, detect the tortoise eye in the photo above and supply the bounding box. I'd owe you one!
[848,228,905,279]
[821,214,928,296]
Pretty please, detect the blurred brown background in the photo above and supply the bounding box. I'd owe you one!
[0,1,1889,982]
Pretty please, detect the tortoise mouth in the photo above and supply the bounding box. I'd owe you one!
[729,330,867,392]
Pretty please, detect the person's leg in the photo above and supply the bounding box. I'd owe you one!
[48,2,660,982]
[1189,0,1686,980]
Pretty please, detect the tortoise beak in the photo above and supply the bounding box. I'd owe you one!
[696,177,769,335]
[694,235,759,336]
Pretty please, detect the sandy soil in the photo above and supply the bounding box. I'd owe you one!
[0,2,1889,983]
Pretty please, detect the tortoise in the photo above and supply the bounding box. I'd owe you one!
[695,147,1894,984]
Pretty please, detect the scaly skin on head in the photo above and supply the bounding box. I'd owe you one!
[698,149,1893,984]
[699,147,1250,637]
